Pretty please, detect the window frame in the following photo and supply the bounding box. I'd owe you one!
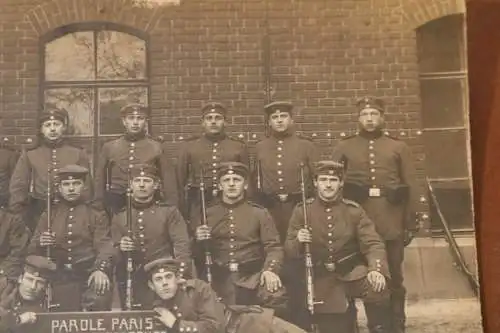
[38,22,152,175]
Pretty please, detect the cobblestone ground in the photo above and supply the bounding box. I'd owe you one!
[357,298,484,333]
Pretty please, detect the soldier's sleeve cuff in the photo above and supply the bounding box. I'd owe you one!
[264,259,280,273]
[178,320,199,332]
[93,260,111,273]
[369,259,389,276]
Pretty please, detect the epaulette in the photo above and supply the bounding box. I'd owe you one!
[340,134,357,141]
[296,197,315,206]
[182,135,200,142]
[383,132,400,140]
[228,135,246,143]
[248,201,265,209]
[297,133,314,141]
[342,198,360,207]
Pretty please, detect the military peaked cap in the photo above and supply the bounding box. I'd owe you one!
[130,163,159,180]
[57,164,89,181]
[217,161,249,179]
[314,160,345,178]
[39,108,69,126]
[263,101,294,116]
[144,257,186,276]
[24,255,57,280]
[356,96,385,113]
[120,103,149,117]
[201,102,227,118]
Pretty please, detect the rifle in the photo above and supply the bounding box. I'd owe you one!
[199,167,213,285]
[125,168,134,310]
[256,159,262,193]
[299,163,322,333]
[45,165,58,311]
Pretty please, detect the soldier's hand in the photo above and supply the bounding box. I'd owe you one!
[154,307,177,328]
[297,228,312,243]
[119,236,136,252]
[367,271,386,293]
[88,270,110,295]
[195,225,211,241]
[260,270,282,293]
[39,232,56,247]
[18,312,37,325]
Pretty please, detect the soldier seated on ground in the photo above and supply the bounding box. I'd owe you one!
[146,257,307,333]
[194,162,288,317]
[285,161,392,333]
[0,255,57,332]
[28,165,115,312]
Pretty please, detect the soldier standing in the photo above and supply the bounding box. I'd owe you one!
[176,102,249,228]
[112,164,192,310]
[94,103,178,216]
[0,210,31,297]
[331,96,420,333]
[285,161,392,333]
[194,162,287,317]
[28,165,115,311]
[0,255,57,333]
[9,108,91,232]
[145,257,307,333]
[0,138,19,208]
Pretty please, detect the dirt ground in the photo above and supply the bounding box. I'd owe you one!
[356,298,484,333]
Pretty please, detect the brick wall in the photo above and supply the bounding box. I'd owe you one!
[0,0,466,227]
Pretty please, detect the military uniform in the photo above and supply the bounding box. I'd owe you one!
[254,101,319,242]
[0,140,19,208]
[111,165,192,310]
[9,109,90,232]
[27,165,115,311]
[0,256,56,333]
[285,161,392,333]
[176,103,250,227]
[194,162,286,314]
[144,258,307,333]
[331,97,419,332]
[0,211,31,296]
[94,104,178,216]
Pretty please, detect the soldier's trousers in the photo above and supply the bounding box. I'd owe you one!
[383,238,406,333]
[315,278,391,333]
[51,270,113,311]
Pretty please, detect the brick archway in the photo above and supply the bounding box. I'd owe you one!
[399,0,466,29]
[24,0,165,37]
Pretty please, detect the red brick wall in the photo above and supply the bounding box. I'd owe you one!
[0,0,465,226]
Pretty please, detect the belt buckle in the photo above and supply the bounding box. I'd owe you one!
[64,263,73,270]
[229,262,239,272]
[324,262,336,272]
[369,187,381,197]
[278,194,288,202]
[212,189,219,197]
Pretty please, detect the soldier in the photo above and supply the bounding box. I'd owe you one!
[285,161,392,333]
[0,210,31,297]
[9,108,91,232]
[254,101,319,243]
[0,255,57,333]
[194,162,287,316]
[145,257,307,333]
[112,164,192,310]
[27,164,115,311]
[0,138,19,208]
[94,103,178,216]
[176,102,250,228]
[331,96,420,333]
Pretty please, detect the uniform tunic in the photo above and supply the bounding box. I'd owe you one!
[27,200,115,311]
[254,131,318,241]
[111,201,192,309]
[176,134,249,222]
[285,197,389,313]
[0,147,19,207]
[195,200,284,307]
[0,211,30,284]
[94,134,178,212]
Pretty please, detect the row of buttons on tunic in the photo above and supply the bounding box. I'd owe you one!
[277,140,284,191]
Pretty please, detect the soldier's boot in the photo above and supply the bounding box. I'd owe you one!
[390,289,406,333]
[364,301,393,333]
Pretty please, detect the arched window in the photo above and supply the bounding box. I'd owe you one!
[416,14,472,232]
[41,22,150,176]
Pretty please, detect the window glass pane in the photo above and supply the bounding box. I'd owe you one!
[428,179,473,230]
[422,129,469,179]
[416,14,465,73]
[45,32,95,81]
[97,31,147,80]
[420,78,465,128]
[44,88,94,136]
[98,87,148,135]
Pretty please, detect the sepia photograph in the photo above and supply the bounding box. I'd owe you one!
[0,0,484,332]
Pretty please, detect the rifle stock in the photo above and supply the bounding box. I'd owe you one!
[199,167,213,285]
[299,163,321,333]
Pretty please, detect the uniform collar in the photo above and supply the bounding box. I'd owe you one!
[317,195,342,207]
[358,129,383,140]
[41,137,65,149]
[270,127,294,140]
[132,198,156,210]
[58,197,84,208]
[124,131,146,142]
[221,197,246,209]
[203,132,226,143]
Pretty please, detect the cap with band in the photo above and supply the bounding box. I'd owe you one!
[120,103,149,117]
[130,164,159,180]
[144,257,185,276]
[57,164,89,181]
[39,108,69,125]
[314,160,345,178]
[24,255,57,280]
[263,101,293,116]
[201,102,227,118]
[356,96,384,113]
[217,161,249,179]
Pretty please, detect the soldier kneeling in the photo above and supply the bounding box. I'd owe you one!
[0,255,57,332]
[285,161,392,333]
[146,257,306,333]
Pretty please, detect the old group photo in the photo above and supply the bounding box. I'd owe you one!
[0,0,483,333]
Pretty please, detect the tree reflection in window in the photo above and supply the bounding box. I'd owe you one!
[42,24,149,172]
